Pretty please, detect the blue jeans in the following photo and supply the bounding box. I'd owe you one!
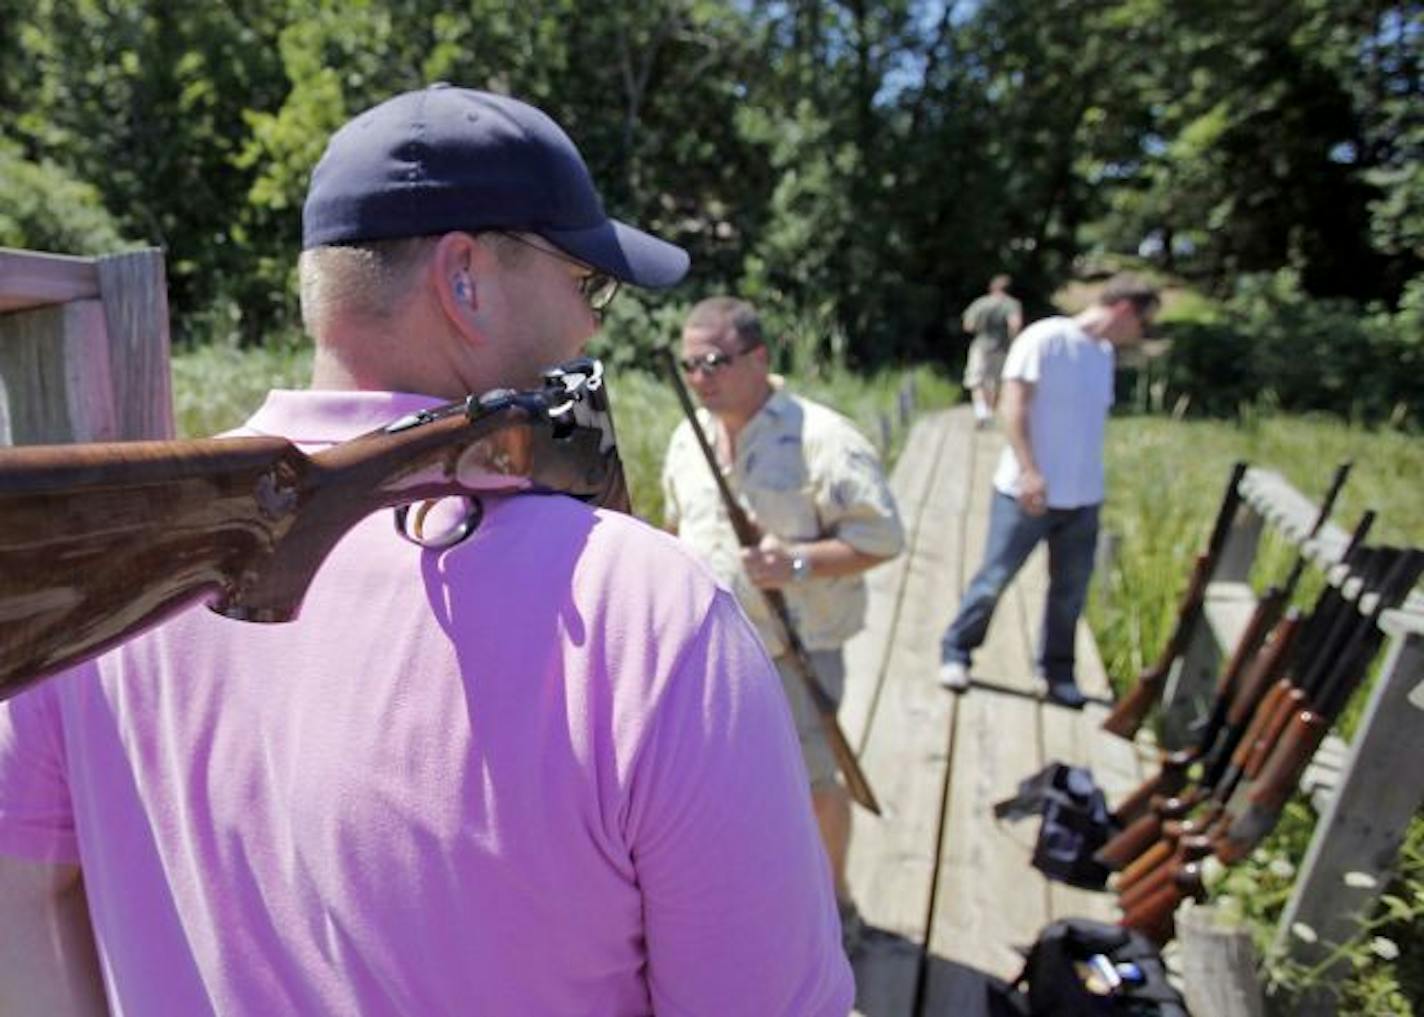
[941,492,1100,685]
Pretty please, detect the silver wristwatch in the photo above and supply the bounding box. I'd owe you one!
[790,550,813,584]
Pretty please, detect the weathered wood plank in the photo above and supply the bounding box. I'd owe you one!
[1238,467,1348,562]
[841,407,1149,1016]
[1179,905,1266,1017]
[924,453,1052,989]
[1037,685,1120,923]
[849,410,973,1017]
[957,427,1038,696]
[843,412,954,747]
[1077,630,1144,806]
[1272,632,1424,996]
[924,684,1050,986]
[0,247,100,312]
[1003,579,1122,924]
[95,249,174,440]
[0,299,118,444]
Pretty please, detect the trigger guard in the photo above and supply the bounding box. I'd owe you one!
[394,497,483,549]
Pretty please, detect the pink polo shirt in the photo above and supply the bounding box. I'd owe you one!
[0,390,852,1016]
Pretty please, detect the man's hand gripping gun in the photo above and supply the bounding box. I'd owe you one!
[0,358,628,701]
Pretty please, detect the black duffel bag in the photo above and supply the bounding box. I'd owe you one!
[993,761,1117,890]
[988,917,1189,1016]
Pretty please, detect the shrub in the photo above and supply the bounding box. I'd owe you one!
[1155,270,1424,428]
[0,137,130,255]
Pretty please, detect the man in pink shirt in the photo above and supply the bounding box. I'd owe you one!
[0,85,853,1016]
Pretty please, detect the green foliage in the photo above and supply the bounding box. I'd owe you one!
[170,336,314,439]
[1155,270,1424,428]
[1090,0,1411,302]
[1211,805,1424,1014]
[167,330,955,529]
[3,0,1419,403]
[9,1,292,340]
[1090,413,1423,688]
[0,138,131,254]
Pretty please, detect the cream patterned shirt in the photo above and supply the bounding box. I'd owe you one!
[662,385,904,656]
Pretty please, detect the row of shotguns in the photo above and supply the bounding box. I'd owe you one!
[1092,460,1423,946]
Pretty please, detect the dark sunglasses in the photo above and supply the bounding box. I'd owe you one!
[678,347,758,375]
[496,232,621,312]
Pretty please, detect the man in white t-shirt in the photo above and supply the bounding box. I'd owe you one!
[937,274,1160,707]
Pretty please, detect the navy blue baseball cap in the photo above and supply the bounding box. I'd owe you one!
[302,83,689,289]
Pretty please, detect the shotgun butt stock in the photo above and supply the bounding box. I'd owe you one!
[0,436,301,698]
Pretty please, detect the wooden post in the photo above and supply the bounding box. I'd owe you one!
[0,246,171,444]
[1270,611,1424,1011]
[0,301,116,443]
[96,249,174,440]
[1157,494,1261,748]
[1179,904,1266,1017]
[1159,581,1257,750]
[1214,509,1264,585]
[897,378,914,430]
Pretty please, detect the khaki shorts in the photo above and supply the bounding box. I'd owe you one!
[963,338,1007,389]
[774,649,846,788]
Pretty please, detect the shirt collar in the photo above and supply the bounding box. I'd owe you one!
[239,389,451,444]
[695,375,794,443]
[726,376,795,455]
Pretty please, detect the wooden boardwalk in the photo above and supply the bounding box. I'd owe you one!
[842,406,1144,1016]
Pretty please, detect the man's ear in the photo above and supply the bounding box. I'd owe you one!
[431,232,486,337]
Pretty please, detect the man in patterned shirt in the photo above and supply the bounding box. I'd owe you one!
[662,296,905,954]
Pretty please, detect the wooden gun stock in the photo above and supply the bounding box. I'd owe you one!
[1197,609,1302,788]
[1119,834,1214,914]
[1217,549,1424,862]
[657,348,880,814]
[1217,710,1327,862]
[1111,751,1193,827]
[1121,861,1205,947]
[1100,608,1303,875]
[0,359,628,700]
[1192,586,1286,746]
[1098,788,1205,872]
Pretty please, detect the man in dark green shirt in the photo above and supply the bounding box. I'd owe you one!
[961,274,1023,428]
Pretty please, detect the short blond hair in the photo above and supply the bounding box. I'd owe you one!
[298,236,439,334]
[298,233,534,335]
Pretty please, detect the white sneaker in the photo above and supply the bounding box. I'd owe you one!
[938,660,971,691]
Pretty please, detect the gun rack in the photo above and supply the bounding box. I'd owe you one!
[1157,465,1423,1008]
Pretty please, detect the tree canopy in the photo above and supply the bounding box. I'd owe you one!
[2,0,1420,375]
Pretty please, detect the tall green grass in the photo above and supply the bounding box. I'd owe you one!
[169,340,957,525]
[1089,414,1423,687]
[171,340,314,438]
